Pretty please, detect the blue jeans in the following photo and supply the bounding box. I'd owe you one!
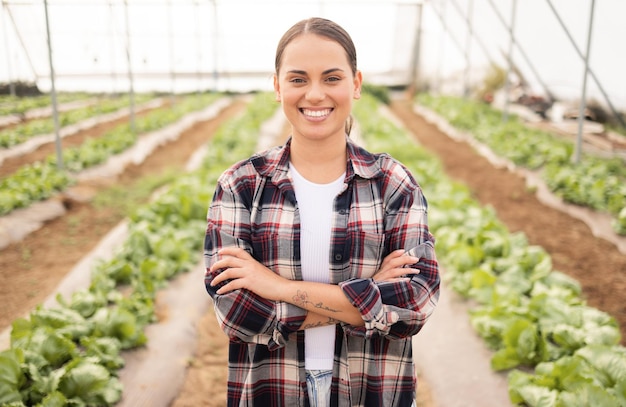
[306,369,332,407]
[305,369,418,407]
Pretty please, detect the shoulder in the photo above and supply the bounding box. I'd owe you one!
[350,142,419,192]
[218,144,285,189]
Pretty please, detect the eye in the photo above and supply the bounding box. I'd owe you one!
[289,77,306,84]
[326,76,341,83]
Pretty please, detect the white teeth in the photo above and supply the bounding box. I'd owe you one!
[302,109,331,117]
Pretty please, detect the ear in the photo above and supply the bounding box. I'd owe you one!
[353,70,363,99]
[273,74,281,102]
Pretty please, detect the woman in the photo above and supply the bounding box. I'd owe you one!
[204,17,440,407]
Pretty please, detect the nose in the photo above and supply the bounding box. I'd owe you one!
[306,82,325,102]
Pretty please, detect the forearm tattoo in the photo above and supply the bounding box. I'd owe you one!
[302,317,339,330]
[293,290,340,313]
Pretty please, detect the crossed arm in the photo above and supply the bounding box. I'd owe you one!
[209,247,421,328]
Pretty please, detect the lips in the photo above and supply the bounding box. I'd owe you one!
[300,108,332,118]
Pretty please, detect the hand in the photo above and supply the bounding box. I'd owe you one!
[209,247,286,300]
[373,249,419,282]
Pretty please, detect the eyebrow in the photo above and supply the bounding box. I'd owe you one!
[286,68,345,75]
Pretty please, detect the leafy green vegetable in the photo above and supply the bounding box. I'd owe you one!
[0,349,25,405]
[417,93,626,235]
[355,91,626,405]
[57,358,123,405]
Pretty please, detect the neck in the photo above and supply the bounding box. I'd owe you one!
[290,135,347,183]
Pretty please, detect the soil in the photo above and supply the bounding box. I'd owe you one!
[0,104,164,177]
[1,92,625,406]
[0,98,247,328]
[389,98,626,345]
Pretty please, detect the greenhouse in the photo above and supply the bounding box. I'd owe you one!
[1,1,625,406]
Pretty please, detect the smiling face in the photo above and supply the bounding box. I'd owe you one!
[274,33,362,144]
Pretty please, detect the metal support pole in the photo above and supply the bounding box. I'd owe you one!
[545,0,624,129]
[463,0,474,98]
[432,0,501,96]
[409,3,423,96]
[5,3,39,84]
[108,1,118,94]
[43,0,63,169]
[123,0,135,132]
[435,0,448,94]
[448,0,497,74]
[167,0,176,104]
[195,0,203,96]
[574,0,596,164]
[503,0,517,122]
[2,1,16,96]
[211,0,219,91]
[486,0,555,102]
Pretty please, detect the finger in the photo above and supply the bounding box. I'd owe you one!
[209,268,230,286]
[391,256,419,271]
[211,249,252,272]
[211,256,238,272]
[382,277,411,284]
[380,255,419,275]
[218,247,251,259]
[391,266,420,276]
[380,250,405,267]
[215,279,242,295]
[210,266,243,286]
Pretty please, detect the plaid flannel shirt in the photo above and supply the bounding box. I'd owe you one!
[204,137,440,406]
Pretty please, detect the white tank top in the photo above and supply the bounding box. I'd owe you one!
[290,163,345,370]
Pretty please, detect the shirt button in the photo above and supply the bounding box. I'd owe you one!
[335,254,343,261]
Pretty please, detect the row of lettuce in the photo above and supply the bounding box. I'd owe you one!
[1,89,624,406]
[416,93,626,236]
[0,92,277,406]
[0,92,221,217]
[0,93,94,118]
[354,93,626,407]
[0,94,158,148]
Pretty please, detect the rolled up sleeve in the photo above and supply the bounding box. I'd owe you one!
[338,241,440,339]
[338,164,441,339]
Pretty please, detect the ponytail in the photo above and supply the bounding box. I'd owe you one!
[345,115,354,137]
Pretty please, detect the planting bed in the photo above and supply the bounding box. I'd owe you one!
[0,97,247,330]
[0,91,624,406]
[390,98,626,346]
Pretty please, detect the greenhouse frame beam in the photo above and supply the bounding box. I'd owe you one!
[210,0,219,91]
[448,0,499,93]
[43,0,63,169]
[445,0,503,90]
[430,1,468,78]
[3,1,39,82]
[502,0,516,122]
[545,0,625,130]
[433,0,447,93]
[2,1,15,95]
[194,0,202,96]
[574,0,595,163]
[409,2,423,93]
[123,0,136,132]
[107,0,119,93]
[167,0,176,104]
[485,0,555,104]
[461,0,474,98]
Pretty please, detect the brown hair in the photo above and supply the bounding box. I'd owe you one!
[275,17,358,135]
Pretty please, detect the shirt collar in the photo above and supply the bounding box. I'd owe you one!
[251,137,382,183]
